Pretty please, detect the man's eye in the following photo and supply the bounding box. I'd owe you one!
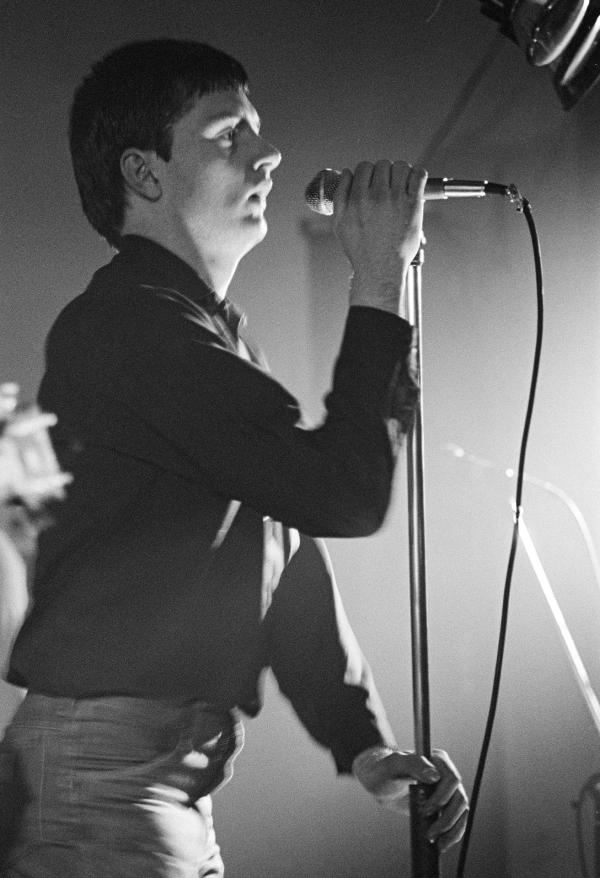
[218,127,238,144]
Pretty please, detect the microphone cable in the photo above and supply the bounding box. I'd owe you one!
[455,193,544,877]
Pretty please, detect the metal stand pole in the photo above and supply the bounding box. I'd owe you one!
[406,244,440,877]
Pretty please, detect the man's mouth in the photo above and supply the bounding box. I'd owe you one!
[248,181,273,201]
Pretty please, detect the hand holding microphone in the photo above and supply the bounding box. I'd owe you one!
[304,164,513,316]
[319,160,428,317]
[305,168,509,214]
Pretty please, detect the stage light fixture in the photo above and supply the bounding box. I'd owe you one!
[479,0,600,108]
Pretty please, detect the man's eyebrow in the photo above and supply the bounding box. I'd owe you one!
[204,110,261,131]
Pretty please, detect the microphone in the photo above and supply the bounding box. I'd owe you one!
[305,168,512,215]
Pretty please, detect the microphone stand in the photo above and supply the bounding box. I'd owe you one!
[406,241,440,877]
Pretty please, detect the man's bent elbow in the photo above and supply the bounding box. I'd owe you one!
[335,483,391,537]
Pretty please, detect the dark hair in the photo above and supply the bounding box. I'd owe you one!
[69,39,249,248]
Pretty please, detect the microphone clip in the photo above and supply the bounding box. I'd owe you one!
[506,183,526,212]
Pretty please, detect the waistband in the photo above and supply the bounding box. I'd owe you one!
[13,691,240,735]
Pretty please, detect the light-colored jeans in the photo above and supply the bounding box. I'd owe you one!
[0,692,243,877]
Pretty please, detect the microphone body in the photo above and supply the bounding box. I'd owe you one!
[305,168,510,215]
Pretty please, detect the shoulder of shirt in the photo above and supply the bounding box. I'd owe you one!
[45,278,232,369]
[53,268,216,330]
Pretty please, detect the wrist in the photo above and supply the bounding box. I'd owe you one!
[349,273,408,317]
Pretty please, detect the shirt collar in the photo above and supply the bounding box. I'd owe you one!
[116,235,246,336]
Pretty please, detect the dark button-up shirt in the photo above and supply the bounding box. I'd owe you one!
[7,235,417,771]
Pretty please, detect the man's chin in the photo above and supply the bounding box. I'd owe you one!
[242,214,268,240]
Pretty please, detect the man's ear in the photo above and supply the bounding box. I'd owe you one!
[120,149,162,202]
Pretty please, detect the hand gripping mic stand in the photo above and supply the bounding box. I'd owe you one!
[405,240,440,877]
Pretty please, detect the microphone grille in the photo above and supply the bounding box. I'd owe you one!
[304,168,341,215]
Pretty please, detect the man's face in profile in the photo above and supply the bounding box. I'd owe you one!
[157,88,281,262]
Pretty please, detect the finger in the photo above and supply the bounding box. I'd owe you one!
[406,163,428,200]
[438,810,469,854]
[428,794,470,853]
[430,748,458,773]
[390,160,412,196]
[371,159,392,194]
[426,786,469,835]
[348,161,375,203]
[422,752,463,812]
[377,752,441,786]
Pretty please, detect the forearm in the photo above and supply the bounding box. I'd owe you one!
[267,536,396,772]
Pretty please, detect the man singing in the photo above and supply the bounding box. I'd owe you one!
[1,39,468,876]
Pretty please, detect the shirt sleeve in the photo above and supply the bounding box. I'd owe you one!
[43,286,418,538]
[265,534,397,773]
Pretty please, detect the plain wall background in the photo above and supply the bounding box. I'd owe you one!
[2,2,600,875]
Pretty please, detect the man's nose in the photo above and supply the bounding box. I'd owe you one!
[253,137,282,173]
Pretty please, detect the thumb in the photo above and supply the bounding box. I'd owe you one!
[393,752,441,785]
[353,747,441,793]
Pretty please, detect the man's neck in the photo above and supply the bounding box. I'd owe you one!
[121,221,236,299]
